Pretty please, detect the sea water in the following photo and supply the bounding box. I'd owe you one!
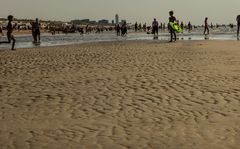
[0,27,238,49]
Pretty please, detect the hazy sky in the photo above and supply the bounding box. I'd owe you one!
[0,0,239,25]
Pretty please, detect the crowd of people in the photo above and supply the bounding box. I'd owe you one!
[136,11,240,42]
[0,12,240,50]
[115,21,127,36]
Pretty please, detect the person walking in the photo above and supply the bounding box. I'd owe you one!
[0,15,16,50]
[204,17,209,35]
[236,15,240,39]
[168,10,177,42]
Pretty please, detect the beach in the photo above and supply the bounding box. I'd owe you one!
[1,40,240,149]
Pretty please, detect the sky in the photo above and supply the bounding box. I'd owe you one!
[0,0,239,25]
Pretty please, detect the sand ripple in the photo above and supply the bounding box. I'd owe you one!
[0,41,240,149]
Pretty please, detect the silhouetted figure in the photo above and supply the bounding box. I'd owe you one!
[204,17,209,35]
[78,27,84,34]
[121,21,127,36]
[188,21,192,33]
[0,15,16,50]
[180,21,184,33]
[169,10,176,42]
[116,24,121,36]
[35,18,41,42]
[31,21,36,41]
[160,23,163,29]
[135,22,138,32]
[138,23,142,31]
[96,26,101,33]
[143,23,147,32]
[17,23,20,32]
[31,18,41,42]
[237,15,240,39]
[85,25,89,34]
[152,18,159,39]
[163,23,166,30]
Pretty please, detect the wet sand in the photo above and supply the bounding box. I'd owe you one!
[0,40,240,149]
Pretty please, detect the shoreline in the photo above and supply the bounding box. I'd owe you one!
[0,39,239,51]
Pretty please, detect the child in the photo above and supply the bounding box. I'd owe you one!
[169,10,176,42]
[180,21,184,33]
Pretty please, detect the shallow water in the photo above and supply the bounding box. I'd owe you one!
[0,27,239,49]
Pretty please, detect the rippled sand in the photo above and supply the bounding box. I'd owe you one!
[0,41,240,149]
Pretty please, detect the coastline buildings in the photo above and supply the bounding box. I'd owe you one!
[98,19,109,25]
[71,19,97,25]
[71,19,112,26]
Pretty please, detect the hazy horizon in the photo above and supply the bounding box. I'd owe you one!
[0,0,240,25]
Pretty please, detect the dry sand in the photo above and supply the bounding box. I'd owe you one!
[0,40,240,149]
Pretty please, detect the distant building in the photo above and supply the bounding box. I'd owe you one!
[71,19,91,25]
[115,14,119,25]
[89,21,97,25]
[98,19,109,25]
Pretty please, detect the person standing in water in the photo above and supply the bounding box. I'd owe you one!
[237,15,240,39]
[31,20,37,42]
[121,21,127,36]
[188,21,192,33]
[34,18,41,42]
[116,24,121,36]
[0,15,16,50]
[204,17,209,35]
[152,18,159,39]
[168,10,176,42]
[135,22,138,32]
[180,21,184,33]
